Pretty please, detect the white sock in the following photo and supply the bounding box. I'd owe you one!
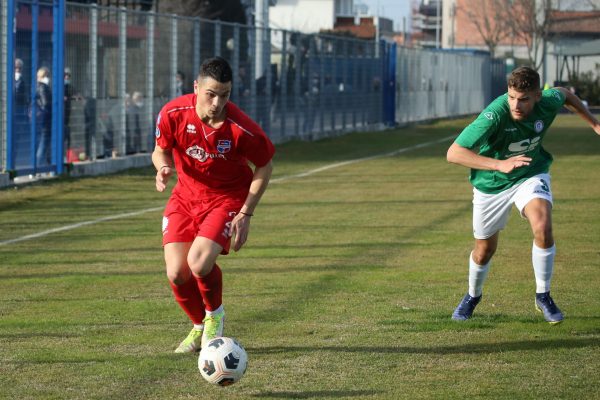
[532,243,555,293]
[206,305,224,316]
[468,252,490,298]
[193,323,204,331]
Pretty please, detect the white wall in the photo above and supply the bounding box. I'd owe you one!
[269,0,336,33]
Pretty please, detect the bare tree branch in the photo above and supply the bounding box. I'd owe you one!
[506,0,553,71]
[458,0,512,57]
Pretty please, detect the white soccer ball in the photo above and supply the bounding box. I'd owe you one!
[198,337,248,386]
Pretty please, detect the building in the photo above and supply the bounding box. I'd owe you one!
[269,0,350,33]
[411,0,442,48]
[411,0,600,85]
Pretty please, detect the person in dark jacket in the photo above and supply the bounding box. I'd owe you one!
[35,67,52,166]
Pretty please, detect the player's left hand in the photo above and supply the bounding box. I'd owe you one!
[231,213,251,252]
[593,123,600,136]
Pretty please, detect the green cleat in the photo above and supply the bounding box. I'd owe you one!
[174,327,203,353]
[202,311,225,348]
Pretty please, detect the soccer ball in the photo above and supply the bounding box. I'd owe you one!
[198,337,248,386]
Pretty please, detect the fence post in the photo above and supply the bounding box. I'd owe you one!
[193,19,200,72]
[5,0,15,171]
[146,13,155,153]
[30,1,39,171]
[53,0,65,173]
[232,24,240,103]
[88,4,97,160]
[264,27,272,136]
[118,7,127,157]
[280,30,287,141]
[293,33,301,139]
[170,16,178,100]
[214,21,221,57]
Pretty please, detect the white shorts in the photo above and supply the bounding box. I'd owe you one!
[472,173,553,239]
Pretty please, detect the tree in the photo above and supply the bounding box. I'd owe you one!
[506,0,553,70]
[458,0,513,57]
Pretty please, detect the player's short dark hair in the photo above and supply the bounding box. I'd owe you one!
[198,57,232,84]
[507,66,540,92]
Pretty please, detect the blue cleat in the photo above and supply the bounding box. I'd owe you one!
[535,292,564,325]
[452,293,482,321]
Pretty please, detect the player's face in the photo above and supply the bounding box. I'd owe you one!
[507,87,541,121]
[194,77,232,119]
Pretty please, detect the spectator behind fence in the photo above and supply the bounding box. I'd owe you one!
[14,58,29,164]
[14,58,28,110]
[35,67,52,166]
[64,67,74,151]
[127,91,143,154]
[176,71,188,97]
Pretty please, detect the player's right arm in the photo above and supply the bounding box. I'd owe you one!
[152,145,174,192]
[447,142,532,174]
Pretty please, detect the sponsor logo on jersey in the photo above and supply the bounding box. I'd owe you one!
[534,120,544,133]
[186,145,226,162]
[185,124,196,135]
[504,127,517,132]
[186,124,197,134]
[217,140,232,153]
[507,136,541,153]
[484,112,494,120]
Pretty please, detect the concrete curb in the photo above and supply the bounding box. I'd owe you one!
[69,153,153,177]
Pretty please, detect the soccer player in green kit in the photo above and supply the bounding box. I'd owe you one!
[447,66,600,324]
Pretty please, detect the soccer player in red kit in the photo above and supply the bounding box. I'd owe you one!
[152,57,275,353]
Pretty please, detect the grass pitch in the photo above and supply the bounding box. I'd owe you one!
[0,115,599,399]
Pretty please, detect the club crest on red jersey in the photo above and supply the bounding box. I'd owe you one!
[217,140,232,153]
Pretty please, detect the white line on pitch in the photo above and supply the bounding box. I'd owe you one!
[270,134,456,183]
[0,135,455,247]
[0,207,165,246]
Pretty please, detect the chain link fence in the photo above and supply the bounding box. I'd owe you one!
[2,1,502,177]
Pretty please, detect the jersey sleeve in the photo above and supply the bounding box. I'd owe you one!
[542,88,566,111]
[455,108,500,149]
[155,108,175,150]
[238,122,275,167]
[228,103,275,167]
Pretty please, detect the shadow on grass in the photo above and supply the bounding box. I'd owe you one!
[252,390,381,399]
[249,337,599,356]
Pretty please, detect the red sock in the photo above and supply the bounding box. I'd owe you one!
[195,264,223,312]
[169,277,205,324]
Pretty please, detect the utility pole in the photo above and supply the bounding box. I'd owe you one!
[435,0,441,49]
[255,0,268,79]
[375,0,380,57]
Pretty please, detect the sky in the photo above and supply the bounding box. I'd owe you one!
[358,0,412,31]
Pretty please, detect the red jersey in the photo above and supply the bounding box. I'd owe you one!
[155,94,275,197]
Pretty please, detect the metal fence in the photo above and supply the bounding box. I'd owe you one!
[2,1,503,178]
[394,47,506,124]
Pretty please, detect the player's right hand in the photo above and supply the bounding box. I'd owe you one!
[497,155,532,174]
[155,166,173,192]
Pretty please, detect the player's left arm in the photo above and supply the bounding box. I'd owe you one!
[231,160,273,252]
[556,87,600,135]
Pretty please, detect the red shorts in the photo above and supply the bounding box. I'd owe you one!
[162,192,245,254]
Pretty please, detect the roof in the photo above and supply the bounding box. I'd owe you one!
[549,10,600,35]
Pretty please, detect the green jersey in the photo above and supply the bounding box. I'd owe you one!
[455,88,566,194]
